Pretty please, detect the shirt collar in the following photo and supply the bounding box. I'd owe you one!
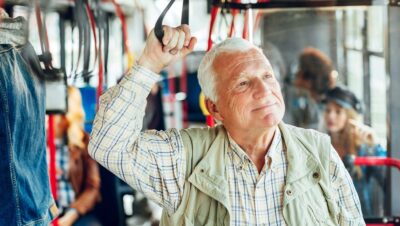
[227,128,283,170]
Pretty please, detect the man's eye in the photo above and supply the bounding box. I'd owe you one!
[238,81,248,86]
[263,74,272,79]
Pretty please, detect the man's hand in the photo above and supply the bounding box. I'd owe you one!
[138,24,197,73]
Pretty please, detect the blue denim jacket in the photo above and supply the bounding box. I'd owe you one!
[0,43,57,225]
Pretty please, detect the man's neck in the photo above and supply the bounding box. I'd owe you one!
[228,126,277,172]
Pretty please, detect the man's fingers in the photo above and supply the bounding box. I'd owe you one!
[181,24,191,47]
[163,30,179,52]
[180,37,197,57]
[170,30,186,55]
[162,26,173,46]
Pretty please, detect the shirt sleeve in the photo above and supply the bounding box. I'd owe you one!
[88,65,186,214]
[329,146,366,226]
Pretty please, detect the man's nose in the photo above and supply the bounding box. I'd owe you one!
[253,78,272,99]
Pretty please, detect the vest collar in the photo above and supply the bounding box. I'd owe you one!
[187,122,320,210]
[278,122,320,184]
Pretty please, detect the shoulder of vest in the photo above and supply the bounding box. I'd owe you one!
[283,123,331,165]
[179,125,227,173]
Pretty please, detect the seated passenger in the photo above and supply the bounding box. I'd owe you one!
[323,86,386,216]
[51,87,101,226]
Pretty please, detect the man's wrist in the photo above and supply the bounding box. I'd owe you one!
[137,56,162,74]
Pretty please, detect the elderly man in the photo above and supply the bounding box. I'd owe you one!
[89,25,365,225]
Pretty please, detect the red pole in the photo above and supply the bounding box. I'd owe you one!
[47,115,58,226]
[168,65,176,128]
[204,6,220,127]
[207,6,220,51]
[181,58,189,128]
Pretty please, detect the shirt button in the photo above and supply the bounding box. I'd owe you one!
[313,172,320,179]
[286,189,292,196]
[200,169,204,173]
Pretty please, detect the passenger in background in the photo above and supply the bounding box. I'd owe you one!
[323,86,386,216]
[51,87,101,226]
[292,47,338,130]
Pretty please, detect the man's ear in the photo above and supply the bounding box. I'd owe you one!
[205,99,223,121]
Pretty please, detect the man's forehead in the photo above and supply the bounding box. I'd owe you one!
[212,48,273,75]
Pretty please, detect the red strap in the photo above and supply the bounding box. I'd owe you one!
[83,2,103,108]
[111,0,129,56]
[242,9,249,39]
[207,6,220,51]
[253,10,262,35]
[228,0,241,37]
[47,116,58,226]
[354,157,400,170]
[85,2,98,65]
[96,47,104,109]
[229,9,238,37]
[180,58,189,128]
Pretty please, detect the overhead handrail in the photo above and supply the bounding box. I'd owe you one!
[154,0,189,44]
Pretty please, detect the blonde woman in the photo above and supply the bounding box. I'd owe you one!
[51,87,101,226]
[323,86,386,216]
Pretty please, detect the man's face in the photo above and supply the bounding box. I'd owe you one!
[212,48,285,131]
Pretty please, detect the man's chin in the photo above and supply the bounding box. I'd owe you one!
[256,115,281,128]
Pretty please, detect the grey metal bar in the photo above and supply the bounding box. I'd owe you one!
[213,0,388,10]
[387,5,400,217]
[362,10,372,125]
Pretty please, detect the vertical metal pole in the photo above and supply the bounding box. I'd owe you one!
[387,5,400,217]
[59,12,66,74]
[342,10,349,85]
[362,10,371,125]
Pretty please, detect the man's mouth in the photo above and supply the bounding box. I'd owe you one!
[252,102,276,111]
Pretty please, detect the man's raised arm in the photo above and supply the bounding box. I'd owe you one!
[88,25,196,214]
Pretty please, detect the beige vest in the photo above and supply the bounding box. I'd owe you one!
[160,122,339,225]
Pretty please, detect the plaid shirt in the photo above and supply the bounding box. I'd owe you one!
[89,65,364,225]
[55,138,75,211]
[227,129,288,225]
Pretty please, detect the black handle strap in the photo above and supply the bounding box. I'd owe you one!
[154,0,189,44]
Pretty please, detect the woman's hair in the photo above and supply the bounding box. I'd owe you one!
[324,87,364,157]
[298,47,333,95]
[339,108,362,157]
[65,86,86,149]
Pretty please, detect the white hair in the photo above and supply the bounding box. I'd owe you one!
[198,38,259,102]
